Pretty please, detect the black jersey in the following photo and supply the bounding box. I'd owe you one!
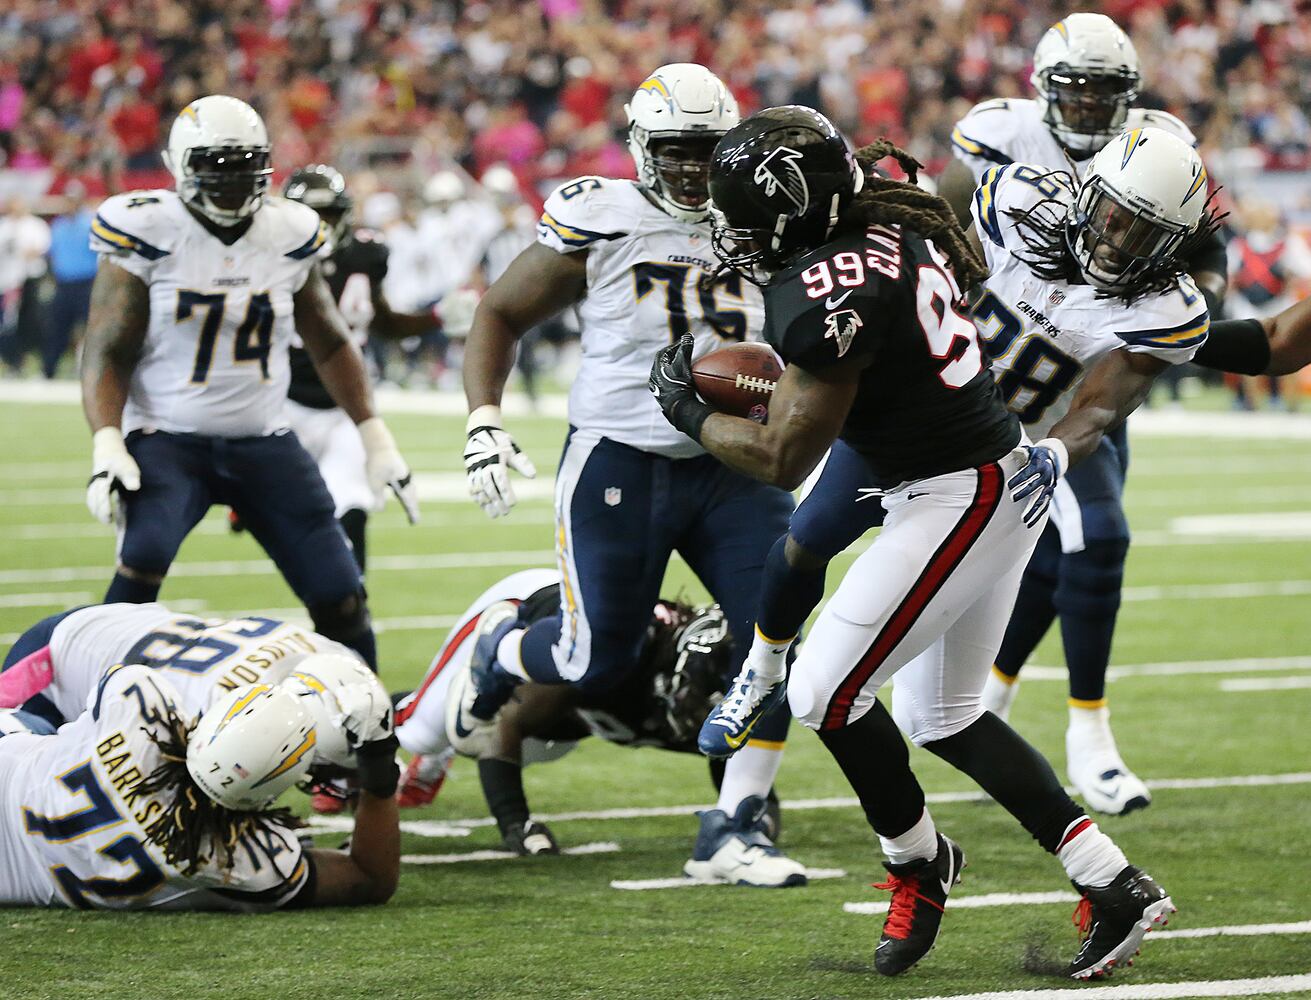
[763,223,1020,487]
[287,229,390,410]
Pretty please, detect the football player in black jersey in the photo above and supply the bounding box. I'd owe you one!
[649,107,1172,981]
[279,165,435,572]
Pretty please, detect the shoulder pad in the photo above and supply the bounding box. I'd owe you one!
[89,662,182,723]
[1126,108,1197,147]
[1112,277,1209,355]
[91,190,177,262]
[538,176,634,252]
[952,99,1033,167]
[972,162,1074,254]
[264,197,333,260]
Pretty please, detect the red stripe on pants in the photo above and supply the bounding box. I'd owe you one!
[821,463,1004,731]
[393,611,487,727]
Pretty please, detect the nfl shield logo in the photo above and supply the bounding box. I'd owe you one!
[1049,288,1065,306]
[604,487,622,507]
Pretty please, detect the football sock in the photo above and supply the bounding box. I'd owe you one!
[993,557,1058,680]
[105,572,160,604]
[923,711,1084,853]
[818,699,925,838]
[493,628,530,681]
[879,807,939,865]
[1056,539,1128,703]
[756,535,827,644]
[479,758,530,836]
[716,741,784,816]
[339,508,368,575]
[981,665,1021,720]
[743,627,792,684]
[517,615,567,684]
[1056,818,1129,888]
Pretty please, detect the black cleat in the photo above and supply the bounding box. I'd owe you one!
[502,820,560,856]
[1068,865,1175,980]
[872,833,965,976]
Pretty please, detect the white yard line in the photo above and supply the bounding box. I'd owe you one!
[0,591,93,608]
[1152,920,1311,940]
[610,867,846,891]
[305,816,472,838]
[915,973,1311,1000]
[403,841,618,864]
[844,891,1079,915]
[1019,656,1311,682]
[1219,676,1311,692]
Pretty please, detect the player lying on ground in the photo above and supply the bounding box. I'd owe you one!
[454,63,803,887]
[395,569,784,866]
[82,95,416,674]
[0,665,398,909]
[0,603,390,786]
[650,106,1172,980]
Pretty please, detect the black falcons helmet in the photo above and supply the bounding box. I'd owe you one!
[282,164,353,244]
[708,106,863,282]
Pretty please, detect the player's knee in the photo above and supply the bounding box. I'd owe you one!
[783,533,831,573]
[785,669,824,730]
[308,589,372,642]
[1055,538,1129,616]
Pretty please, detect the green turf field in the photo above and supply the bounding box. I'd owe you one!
[0,392,1308,1000]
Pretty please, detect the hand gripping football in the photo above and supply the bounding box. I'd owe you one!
[691,343,783,423]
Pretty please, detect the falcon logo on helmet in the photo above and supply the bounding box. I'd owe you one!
[753,147,809,213]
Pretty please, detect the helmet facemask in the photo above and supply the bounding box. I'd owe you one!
[1038,66,1140,154]
[633,129,725,223]
[646,603,730,747]
[1067,177,1189,293]
[179,145,272,226]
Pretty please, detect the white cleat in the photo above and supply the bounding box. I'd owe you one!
[683,795,808,888]
[1067,707,1151,815]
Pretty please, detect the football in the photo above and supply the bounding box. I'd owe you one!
[691,342,784,423]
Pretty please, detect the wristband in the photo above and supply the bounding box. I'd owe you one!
[467,404,503,434]
[671,397,714,445]
[1033,437,1069,478]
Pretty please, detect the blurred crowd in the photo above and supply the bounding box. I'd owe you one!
[0,0,1309,387]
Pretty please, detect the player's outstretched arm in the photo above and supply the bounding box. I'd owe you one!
[295,264,376,424]
[1049,349,1169,467]
[1195,299,1311,377]
[304,788,400,906]
[651,334,860,491]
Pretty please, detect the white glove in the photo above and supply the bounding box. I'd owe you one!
[436,288,481,337]
[359,417,419,524]
[86,427,141,525]
[464,404,536,518]
[332,678,395,749]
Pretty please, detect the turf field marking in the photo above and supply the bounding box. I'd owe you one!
[610,867,846,890]
[307,817,472,838]
[1151,919,1311,940]
[917,972,1311,999]
[843,890,1080,915]
[403,841,618,864]
[0,591,92,608]
[1122,579,1311,601]
[1170,511,1311,538]
[1218,676,1311,692]
[1023,655,1311,681]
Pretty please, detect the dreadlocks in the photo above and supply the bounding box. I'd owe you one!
[1001,171,1228,303]
[843,139,989,293]
[134,704,303,876]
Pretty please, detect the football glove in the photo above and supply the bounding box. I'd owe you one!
[359,417,419,524]
[335,678,399,799]
[86,427,141,525]
[464,404,536,519]
[1008,438,1069,528]
[649,333,712,443]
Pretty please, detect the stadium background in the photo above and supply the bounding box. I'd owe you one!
[0,3,1310,998]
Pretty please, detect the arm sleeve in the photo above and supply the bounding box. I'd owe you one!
[1190,318,1270,376]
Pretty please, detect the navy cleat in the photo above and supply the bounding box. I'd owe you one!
[698,666,786,759]
[872,833,965,976]
[683,795,807,887]
[1068,866,1174,980]
[445,601,523,756]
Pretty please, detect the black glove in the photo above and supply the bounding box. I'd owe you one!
[354,734,400,799]
[649,333,713,443]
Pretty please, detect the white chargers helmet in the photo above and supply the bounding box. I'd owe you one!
[1067,127,1209,294]
[1031,14,1141,155]
[187,684,316,811]
[162,95,273,226]
[280,652,391,768]
[626,63,740,223]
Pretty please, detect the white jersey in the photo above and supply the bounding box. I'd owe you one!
[951,98,1196,183]
[42,603,355,724]
[90,190,331,437]
[971,163,1209,439]
[537,177,765,458]
[395,569,560,758]
[0,665,308,909]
